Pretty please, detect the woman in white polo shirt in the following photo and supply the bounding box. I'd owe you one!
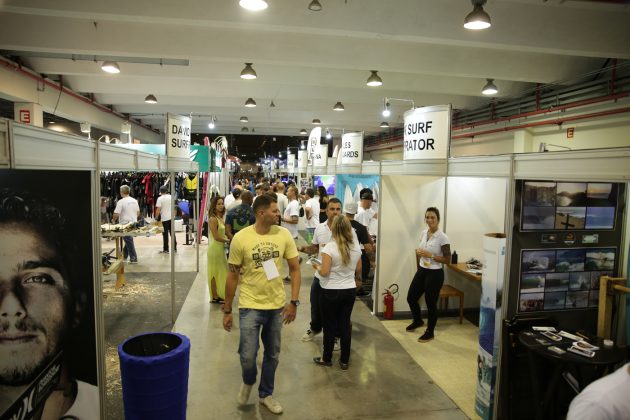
[311,215,362,370]
[406,207,451,342]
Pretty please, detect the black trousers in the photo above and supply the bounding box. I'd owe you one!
[320,288,356,364]
[309,277,322,333]
[406,267,444,332]
[361,251,370,279]
[162,220,177,252]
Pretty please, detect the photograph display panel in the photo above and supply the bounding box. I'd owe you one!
[520,181,619,231]
[518,247,616,312]
[313,175,336,195]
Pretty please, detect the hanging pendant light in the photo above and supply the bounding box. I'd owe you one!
[240,116,249,123]
[312,118,321,125]
[240,63,257,79]
[366,70,383,87]
[101,61,120,74]
[245,97,257,107]
[382,101,391,117]
[208,116,216,129]
[481,78,498,95]
[270,100,276,108]
[333,101,345,111]
[241,127,249,132]
[464,1,491,30]
[380,121,390,128]
[299,129,308,135]
[239,0,268,11]
[325,129,332,140]
[308,0,322,11]
[144,94,158,104]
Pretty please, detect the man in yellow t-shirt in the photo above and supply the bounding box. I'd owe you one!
[223,194,301,415]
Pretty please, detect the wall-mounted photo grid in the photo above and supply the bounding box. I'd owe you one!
[521,181,617,231]
[518,248,615,312]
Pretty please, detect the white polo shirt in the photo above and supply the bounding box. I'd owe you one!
[417,228,449,269]
[312,221,358,280]
[281,199,300,239]
[304,197,320,229]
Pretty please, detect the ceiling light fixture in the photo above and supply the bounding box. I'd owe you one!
[382,100,391,117]
[464,0,491,30]
[481,78,498,95]
[308,0,322,11]
[240,63,257,80]
[240,116,249,123]
[325,129,332,140]
[366,70,383,87]
[241,127,249,132]
[312,118,321,125]
[101,61,120,74]
[270,100,276,108]
[144,94,158,104]
[245,97,257,107]
[239,0,268,11]
[208,116,216,129]
[333,101,345,111]
[300,141,306,150]
[300,129,308,135]
[380,121,390,128]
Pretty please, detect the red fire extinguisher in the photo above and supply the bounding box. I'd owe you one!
[383,283,399,319]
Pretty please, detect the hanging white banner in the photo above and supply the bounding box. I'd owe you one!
[307,127,321,165]
[341,132,363,164]
[313,144,328,167]
[403,105,451,160]
[297,150,308,169]
[287,153,295,168]
[166,113,192,159]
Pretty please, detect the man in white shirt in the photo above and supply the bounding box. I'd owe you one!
[225,187,243,212]
[281,186,300,240]
[155,185,177,254]
[113,185,140,263]
[356,191,378,237]
[275,182,289,218]
[567,362,630,420]
[304,188,320,241]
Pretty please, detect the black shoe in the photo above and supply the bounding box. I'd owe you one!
[313,357,332,367]
[339,362,349,370]
[283,276,291,284]
[406,320,424,331]
[418,330,434,342]
[211,298,224,304]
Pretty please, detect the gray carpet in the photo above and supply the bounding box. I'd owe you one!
[103,271,197,420]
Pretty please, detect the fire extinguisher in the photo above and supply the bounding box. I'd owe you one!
[382,283,399,320]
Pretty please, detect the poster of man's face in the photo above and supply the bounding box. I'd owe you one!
[0,170,98,419]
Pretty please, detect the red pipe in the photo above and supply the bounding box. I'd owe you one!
[452,91,630,131]
[451,106,630,140]
[0,57,158,133]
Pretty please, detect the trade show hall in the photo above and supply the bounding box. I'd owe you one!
[115,233,470,420]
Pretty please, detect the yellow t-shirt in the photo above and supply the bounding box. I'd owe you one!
[228,225,299,309]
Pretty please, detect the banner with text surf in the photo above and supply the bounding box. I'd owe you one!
[307,127,321,165]
[403,105,451,160]
[166,113,192,158]
[341,132,364,164]
[313,144,328,167]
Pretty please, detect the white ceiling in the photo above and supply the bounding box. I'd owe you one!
[0,0,629,139]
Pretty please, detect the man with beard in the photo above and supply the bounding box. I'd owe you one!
[0,188,98,419]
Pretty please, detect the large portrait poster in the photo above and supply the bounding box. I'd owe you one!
[0,170,98,420]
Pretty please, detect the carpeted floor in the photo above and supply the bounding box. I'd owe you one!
[103,271,197,420]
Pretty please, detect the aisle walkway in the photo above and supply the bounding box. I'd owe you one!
[174,262,467,419]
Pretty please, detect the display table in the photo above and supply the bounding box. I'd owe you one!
[446,263,482,282]
[102,226,161,290]
[518,329,625,420]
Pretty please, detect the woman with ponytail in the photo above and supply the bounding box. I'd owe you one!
[311,215,362,370]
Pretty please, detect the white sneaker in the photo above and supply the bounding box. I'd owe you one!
[333,337,340,351]
[301,329,320,342]
[260,395,283,414]
[237,383,253,405]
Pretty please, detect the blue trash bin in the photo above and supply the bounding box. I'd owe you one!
[118,332,190,420]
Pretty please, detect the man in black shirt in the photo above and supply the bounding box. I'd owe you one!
[343,202,375,294]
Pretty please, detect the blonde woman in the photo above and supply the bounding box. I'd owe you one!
[208,196,229,303]
[311,215,362,370]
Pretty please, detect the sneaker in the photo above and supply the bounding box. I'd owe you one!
[129,260,138,264]
[159,250,169,254]
[406,320,424,332]
[313,356,332,367]
[237,383,253,405]
[259,395,283,414]
[418,330,434,343]
[339,361,349,370]
[333,337,340,351]
[301,329,320,342]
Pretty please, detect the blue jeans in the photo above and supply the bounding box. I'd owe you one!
[123,236,137,262]
[239,308,283,398]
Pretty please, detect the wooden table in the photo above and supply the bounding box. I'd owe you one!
[447,263,482,282]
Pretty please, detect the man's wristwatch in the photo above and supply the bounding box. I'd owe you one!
[290,300,300,307]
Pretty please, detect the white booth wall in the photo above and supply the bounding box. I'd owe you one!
[445,177,508,308]
[376,175,445,314]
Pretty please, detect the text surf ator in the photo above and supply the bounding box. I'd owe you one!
[171,124,191,148]
[405,120,435,151]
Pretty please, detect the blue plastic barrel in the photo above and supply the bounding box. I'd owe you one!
[118,332,190,420]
